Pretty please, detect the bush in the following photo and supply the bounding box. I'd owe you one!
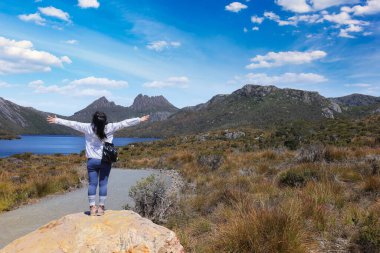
[279,167,320,188]
[297,144,326,163]
[284,139,300,150]
[197,154,224,170]
[127,174,178,224]
[279,172,306,187]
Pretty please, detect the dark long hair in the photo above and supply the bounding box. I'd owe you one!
[92,111,108,140]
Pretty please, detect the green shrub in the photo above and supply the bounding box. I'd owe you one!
[279,167,320,188]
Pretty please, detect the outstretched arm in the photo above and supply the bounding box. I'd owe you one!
[47,115,90,134]
[107,115,150,134]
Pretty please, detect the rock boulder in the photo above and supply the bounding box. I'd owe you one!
[0,210,184,253]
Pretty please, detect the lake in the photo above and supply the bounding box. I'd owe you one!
[0,135,157,158]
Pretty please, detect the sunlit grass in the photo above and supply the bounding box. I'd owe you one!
[0,153,86,212]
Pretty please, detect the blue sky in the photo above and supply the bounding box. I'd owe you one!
[0,0,379,115]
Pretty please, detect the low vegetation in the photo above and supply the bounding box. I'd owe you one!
[121,115,380,252]
[0,153,86,212]
[0,130,19,140]
[125,174,179,224]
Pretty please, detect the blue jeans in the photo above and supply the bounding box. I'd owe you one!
[87,158,111,205]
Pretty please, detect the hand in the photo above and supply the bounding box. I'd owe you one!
[47,115,57,124]
[140,115,150,122]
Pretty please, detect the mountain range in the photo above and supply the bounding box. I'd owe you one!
[0,94,178,137]
[1,85,379,138]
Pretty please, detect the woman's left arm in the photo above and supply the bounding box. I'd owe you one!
[107,115,150,133]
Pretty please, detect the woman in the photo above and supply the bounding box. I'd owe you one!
[47,112,149,216]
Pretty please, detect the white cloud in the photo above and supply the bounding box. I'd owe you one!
[311,0,360,10]
[289,14,321,24]
[243,72,327,85]
[345,0,380,16]
[264,11,280,21]
[70,76,128,87]
[264,7,370,38]
[225,2,248,13]
[78,0,100,9]
[264,11,295,26]
[264,8,372,38]
[144,76,189,88]
[28,77,126,97]
[38,6,70,22]
[276,0,359,12]
[146,40,181,52]
[251,15,264,24]
[170,41,181,47]
[275,0,312,13]
[246,50,327,69]
[339,24,363,38]
[29,80,44,86]
[61,56,72,64]
[0,36,71,74]
[0,81,12,88]
[363,31,373,36]
[243,27,248,33]
[252,26,259,31]
[64,40,78,45]
[345,83,372,87]
[322,11,368,25]
[18,13,46,26]
[264,11,321,26]
[320,10,369,37]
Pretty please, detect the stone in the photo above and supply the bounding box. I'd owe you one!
[224,130,245,140]
[0,210,184,253]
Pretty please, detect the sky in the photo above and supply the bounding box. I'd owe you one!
[0,0,379,115]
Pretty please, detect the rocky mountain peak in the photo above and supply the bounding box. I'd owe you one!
[233,84,279,97]
[130,94,177,112]
[85,96,116,110]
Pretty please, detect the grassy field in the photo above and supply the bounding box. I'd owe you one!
[117,115,380,252]
[0,153,86,212]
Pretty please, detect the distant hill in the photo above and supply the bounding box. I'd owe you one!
[0,97,75,136]
[122,84,344,137]
[331,94,380,107]
[330,94,380,118]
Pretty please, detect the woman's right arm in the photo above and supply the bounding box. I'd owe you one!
[47,115,90,134]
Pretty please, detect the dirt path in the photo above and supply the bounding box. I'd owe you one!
[0,168,157,249]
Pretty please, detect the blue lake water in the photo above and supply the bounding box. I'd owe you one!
[0,135,157,158]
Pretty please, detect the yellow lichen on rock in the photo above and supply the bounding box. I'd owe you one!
[0,210,184,253]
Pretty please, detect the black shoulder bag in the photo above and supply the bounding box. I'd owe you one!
[102,142,118,164]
